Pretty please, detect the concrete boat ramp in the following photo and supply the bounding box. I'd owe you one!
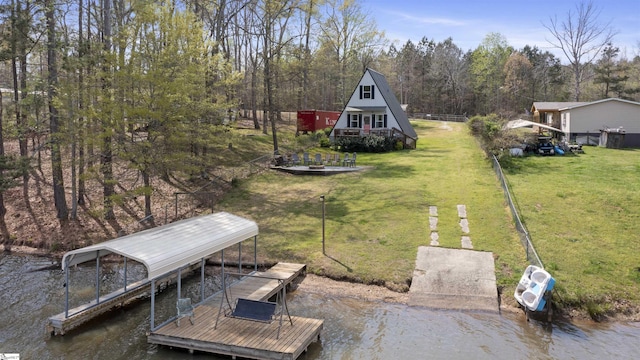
[408,246,499,312]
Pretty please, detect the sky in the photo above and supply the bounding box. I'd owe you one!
[363,0,640,63]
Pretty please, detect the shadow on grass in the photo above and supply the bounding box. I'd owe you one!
[363,163,416,178]
[325,253,353,273]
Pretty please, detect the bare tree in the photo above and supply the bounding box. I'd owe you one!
[544,0,616,101]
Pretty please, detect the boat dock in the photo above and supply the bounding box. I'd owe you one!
[47,261,203,336]
[148,262,323,360]
[47,279,149,336]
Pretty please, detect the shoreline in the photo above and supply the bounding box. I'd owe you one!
[3,245,638,323]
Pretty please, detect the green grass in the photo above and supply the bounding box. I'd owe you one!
[502,147,640,313]
[216,120,524,292]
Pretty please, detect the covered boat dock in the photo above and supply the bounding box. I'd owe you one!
[47,212,322,359]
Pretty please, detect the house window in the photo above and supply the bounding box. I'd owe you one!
[375,115,384,128]
[359,85,375,99]
[363,85,372,99]
[349,114,359,128]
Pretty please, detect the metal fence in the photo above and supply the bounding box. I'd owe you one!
[490,154,544,269]
[411,113,469,122]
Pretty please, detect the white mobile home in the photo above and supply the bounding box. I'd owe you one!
[559,98,640,147]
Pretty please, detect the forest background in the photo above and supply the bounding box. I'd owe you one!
[0,0,638,249]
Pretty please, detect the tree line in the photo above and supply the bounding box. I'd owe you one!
[0,0,638,233]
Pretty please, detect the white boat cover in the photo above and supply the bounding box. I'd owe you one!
[504,119,563,133]
[61,212,258,280]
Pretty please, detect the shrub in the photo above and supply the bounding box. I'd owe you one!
[335,134,395,153]
[467,114,515,155]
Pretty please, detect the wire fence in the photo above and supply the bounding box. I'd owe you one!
[172,154,273,222]
[490,154,544,269]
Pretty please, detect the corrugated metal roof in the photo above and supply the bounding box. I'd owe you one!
[61,212,258,280]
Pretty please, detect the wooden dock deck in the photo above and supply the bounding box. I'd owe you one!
[148,262,323,360]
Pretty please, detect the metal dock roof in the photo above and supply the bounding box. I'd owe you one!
[61,212,258,279]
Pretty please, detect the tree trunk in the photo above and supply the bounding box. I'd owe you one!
[102,0,115,220]
[142,169,152,219]
[19,4,29,199]
[47,0,69,221]
[0,87,10,244]
[302,0,313,109]
[77,0,86,206]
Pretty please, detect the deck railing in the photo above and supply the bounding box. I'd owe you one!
[333,127,417,149]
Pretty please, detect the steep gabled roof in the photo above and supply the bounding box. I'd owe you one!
[367,68,418,139]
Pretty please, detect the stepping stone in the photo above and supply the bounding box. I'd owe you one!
[429,216,438,231]
[429,206,438,217]
[459,218,469,234]
[430,232,439,246]
[457,204,467,218]
[461,236,473,249]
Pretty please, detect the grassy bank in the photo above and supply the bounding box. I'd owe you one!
[502,147,640,318]
[215,120,525,292]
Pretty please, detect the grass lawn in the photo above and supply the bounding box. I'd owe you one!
[502,147,640,317]
[216,120,525,292]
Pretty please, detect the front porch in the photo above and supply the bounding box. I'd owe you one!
[333,127,417,149]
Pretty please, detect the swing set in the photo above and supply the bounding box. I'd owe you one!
[215,272,293,339]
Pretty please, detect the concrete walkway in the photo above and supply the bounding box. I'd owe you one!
[408,246,498,312]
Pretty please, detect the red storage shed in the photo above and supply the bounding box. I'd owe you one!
[297,110,340,134]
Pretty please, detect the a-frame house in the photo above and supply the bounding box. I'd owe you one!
[329,68,418,149]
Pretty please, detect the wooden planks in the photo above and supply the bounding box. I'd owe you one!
[148,262,322,360]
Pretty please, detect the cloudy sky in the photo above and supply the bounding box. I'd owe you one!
[363,0,640,63]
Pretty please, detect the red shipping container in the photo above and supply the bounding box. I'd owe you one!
[297,110,340,134]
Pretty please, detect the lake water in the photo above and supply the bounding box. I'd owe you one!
[2,253,640,359]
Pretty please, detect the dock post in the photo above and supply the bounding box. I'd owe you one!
[96,251,101,304]
[254,236,257,272]
[177,267,182,299]
[150,280,155,330]
[124,257,128,291]
[201,258,205,303]
[65,262,69,318]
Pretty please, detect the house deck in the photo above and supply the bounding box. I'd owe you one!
[148,263,323,360]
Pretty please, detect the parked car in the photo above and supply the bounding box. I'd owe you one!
[537,137,555,156]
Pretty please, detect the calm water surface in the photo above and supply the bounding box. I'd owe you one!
[2,253,639,359]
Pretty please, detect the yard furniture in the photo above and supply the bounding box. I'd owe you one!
[303,152,312,165]
[175,298,195,326]
[291,153,301,166]
[315,153,323,165]
[342,153,351,167]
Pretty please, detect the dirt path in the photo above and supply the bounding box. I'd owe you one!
[296,274,409,304]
